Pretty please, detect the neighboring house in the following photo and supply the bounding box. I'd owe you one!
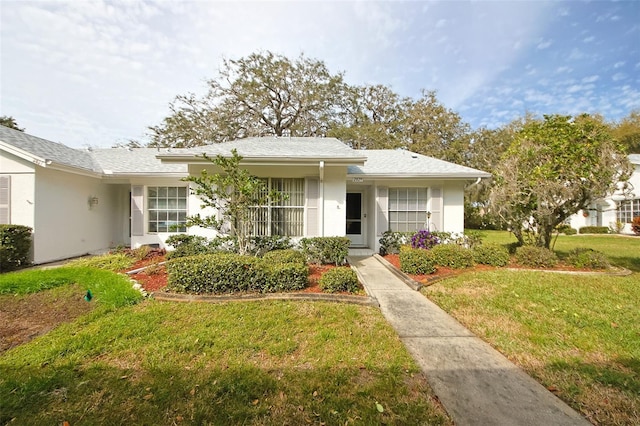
[568,154,640,233]
[0,126,489,264]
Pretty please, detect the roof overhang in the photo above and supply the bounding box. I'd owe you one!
[0,140,101,178]
[158,154,367,167]
[347,172,492,180]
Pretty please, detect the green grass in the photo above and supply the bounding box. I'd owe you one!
[65,252,137,272]
[0,267,143,309]
[0,301,451,425]
[473,230,640,271]
[426,232,640,425]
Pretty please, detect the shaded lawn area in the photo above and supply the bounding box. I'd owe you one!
[0,300,450,425]
[424,233,640,425]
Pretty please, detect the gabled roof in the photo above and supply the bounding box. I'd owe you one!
[348,149,491,179]
[158,137,367,164]
[0,125,100,173]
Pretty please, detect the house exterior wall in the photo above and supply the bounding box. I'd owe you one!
[323,167,347,237]
[33,167,119,264]
[442,181,465,235]
[0,151,36,229]
[569,161,640,234]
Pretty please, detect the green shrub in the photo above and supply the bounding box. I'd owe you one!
[166,235,214,259]
[262,262,309,292]
[566,248,610,269]
[430,244,475,269]
[262,249,306,265]
[66,253,135,272]
[504,242,521,255]
[578,226,610,235]
[378,231,414,255]
[166,253,309,294]
[0,224,32,272]
[250,235,292,256]
[300,237,350,265]
[472,244,510,267]
[555,224,577,235]
[399,246,436,275]
[318,267,360,293]
[514,246,558,268]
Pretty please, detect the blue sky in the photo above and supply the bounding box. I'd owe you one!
[1,0,639,148]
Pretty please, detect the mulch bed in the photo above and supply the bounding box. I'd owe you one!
[124,256,358,296]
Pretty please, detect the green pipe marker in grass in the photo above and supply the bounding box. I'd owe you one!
[84,289,93,302]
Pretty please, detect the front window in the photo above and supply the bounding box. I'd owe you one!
[388,187,428,232]
[616,199,640,223]
[250,178,304,237]
[148,186,187,232]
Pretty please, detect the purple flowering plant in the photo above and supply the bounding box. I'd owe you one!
[410,229,440,250]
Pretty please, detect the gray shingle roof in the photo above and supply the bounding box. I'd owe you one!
[348,149,491,178]
[168,137,366,159]
[0,125,100,172]
[91,148,187,174]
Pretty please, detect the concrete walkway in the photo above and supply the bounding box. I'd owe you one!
[349,255,590,426]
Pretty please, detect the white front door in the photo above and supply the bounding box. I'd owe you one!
[346,191,366,246]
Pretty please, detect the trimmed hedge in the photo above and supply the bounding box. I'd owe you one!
[166,253,308,294]
[555,224,577,235]
[472,243,510,267]
[566,248,610,269]
[300,237,350,265]
[0,225,32,272]
[318,267,360,293]
[262,249,306,265]
[399,246,436,275]
[578,226,610,235]
[430,244,474,269]
[165,235,215,259]
[514,246,558,268]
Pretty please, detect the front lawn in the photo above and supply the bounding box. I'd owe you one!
[0,297,450,425]
[424,232,640,425]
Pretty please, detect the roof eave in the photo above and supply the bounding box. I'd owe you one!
[347,172,492,179]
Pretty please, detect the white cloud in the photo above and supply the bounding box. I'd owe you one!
[537,39,553,49]
[582,75,600,83]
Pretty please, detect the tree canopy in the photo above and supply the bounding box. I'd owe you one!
[0,116,24,132]
[489,114,633,248]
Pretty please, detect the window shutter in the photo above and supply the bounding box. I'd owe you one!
[429,187,443,231]
[131,185,144,236]
[376,186,388,236]
[0,176,10,224]
[305,178,319,236]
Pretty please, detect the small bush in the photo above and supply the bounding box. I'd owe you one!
[504,242,521,254]
[430,244,475,269]
[262,249,306,265]
[0,225,32,272]
[632,216,640,235]
[578,226,610,235]
[300,237,350,265]
[514,246,558,268]
[262,262,309,292]
[399,246,436,275]
[556,224,577,235]
[566,248,610,269]
[410,230,439,250]
[318,267,360,293]
[609,221,625,234]
[472,244,510,267]
[378,231,413,255]
[250,235,292,256]
[166,235,214,259]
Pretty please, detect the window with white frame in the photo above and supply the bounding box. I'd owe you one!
[249,178,305,237]
[616,199,640,223]
[388,187,429,232]
[148,186,188,232]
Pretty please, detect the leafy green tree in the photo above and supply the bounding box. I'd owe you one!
[611,109,640,153]
[0,116,24,131]
[489,114,633,248]
[329,84,408,149]
[184,150,283,255]
[148,51,345,147]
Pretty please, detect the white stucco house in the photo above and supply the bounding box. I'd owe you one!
[568,154,640,233]
[0,126,490,264]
